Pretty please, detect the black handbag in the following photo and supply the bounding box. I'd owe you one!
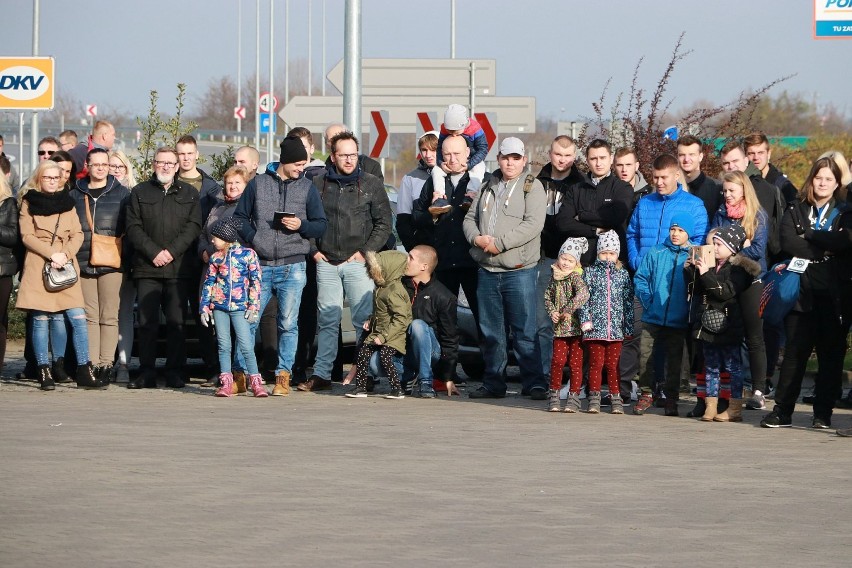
[700,307,728,334]
[42,215,78,292]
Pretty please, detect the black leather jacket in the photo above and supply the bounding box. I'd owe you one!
[70,175,130,275]
[0,197,20,276]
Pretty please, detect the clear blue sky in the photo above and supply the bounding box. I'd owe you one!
[1,0,846,127]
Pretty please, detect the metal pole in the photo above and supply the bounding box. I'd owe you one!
[322,0,326,96]
[469,61,475,116]
[30,0,40,174]
[267,0,275,165]
[450,0,456,59]
[284,0,289,106]
[18,113,24,179]
[343,0,361,140]
[307,0,312,96]
[255,0,260,149]
[237,0,242,135]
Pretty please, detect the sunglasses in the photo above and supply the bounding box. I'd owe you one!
[38,150,57,156]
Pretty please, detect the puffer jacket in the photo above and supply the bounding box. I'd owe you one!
[543,265,589,337]
[0,197,20,276]
[627,185,708,272]
[710,204,769,273]
[199,244,262,314]
[463,170,546,272]
[70,175,130,275]
[685,254,761,345]
[578,260,634,340]
[634,237,692,329]
[364,250,413,354]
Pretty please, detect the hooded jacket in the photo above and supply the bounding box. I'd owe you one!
[537,162,584,259]
[685,254,761,345]
[634,236,692,329]
[544,265,589,337]
[69,175,130,275]
[364,250,413,354]
[578,259,634,341]
[403,275,459,381]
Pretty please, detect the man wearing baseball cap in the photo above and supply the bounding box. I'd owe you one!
[463,137,548,400]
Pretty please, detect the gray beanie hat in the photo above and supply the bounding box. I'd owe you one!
[597,230,620,255]
[558,237,589,263]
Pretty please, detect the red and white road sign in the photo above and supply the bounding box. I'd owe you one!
[258,92,278,113]
[474,112,498,161]
[234,106,246,120]
[415,112,438,155]
[86,104,97,117]
[369,110,389,159]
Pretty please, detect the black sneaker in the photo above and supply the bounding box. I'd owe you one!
[428,197,453,216]
[529,387,548,401]
[760,410,792,428]
[812,417,832,429]
[468,386,505,399]
[345,387,368,398]
[385,389,405,400]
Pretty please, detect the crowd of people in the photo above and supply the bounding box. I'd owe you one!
[1,109,850,435]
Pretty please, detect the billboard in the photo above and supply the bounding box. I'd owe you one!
[0,57,55,110]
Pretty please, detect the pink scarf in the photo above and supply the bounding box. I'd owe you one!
[726,200,746,220]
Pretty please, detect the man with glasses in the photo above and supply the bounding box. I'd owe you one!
[125,147,201,389]
[299,131,392,392]
[37,136,60,161]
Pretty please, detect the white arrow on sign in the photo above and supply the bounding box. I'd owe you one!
[258,92,278,113]
[279,95,536,135]
[234,106,246,120]
[86,104,97,117]
[326,58,496,97]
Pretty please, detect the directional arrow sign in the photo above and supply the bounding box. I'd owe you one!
[415,112,438,142]
[279,96,535,135]
[474,113,498,161]
[326,58,496,97]
[369,110,389,159]
[86,104,97,117]
[234,106,246,120]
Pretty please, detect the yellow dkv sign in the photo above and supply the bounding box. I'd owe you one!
[0,57,55,110]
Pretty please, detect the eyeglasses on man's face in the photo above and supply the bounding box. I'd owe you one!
[153,160,178,168]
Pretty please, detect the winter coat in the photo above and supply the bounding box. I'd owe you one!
[543,266,589,337]
[311,166,392,262]
[199,244,262,314]
[779,198,851,318]
[710,204,770,273]
[463,170,546,272]
[16,191,85,312]
[125,176,202,279]
[555,173,634,265]
[412,172,477,270]
[537,163,584,259]
[69,175,130,275]
[686,172,722,221]
[0,197,20,276]
[634,238,692,329]
[627,185,708,273]
[323,155,384,182]
[631,172,653,207]
[364,250,412,354]
[396,161,431,251]
[404,275,459,381]
[765,163,798,204]
[578,259,634,340]
[685,254,761,345]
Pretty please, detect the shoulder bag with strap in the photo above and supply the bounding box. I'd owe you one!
[85,194,122,269]
[43,215,79,292]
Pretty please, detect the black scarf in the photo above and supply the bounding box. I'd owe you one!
[23,189,76,216]
[325,162,361,185]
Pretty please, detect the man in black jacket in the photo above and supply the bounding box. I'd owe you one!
[744,132,798,203]
[677,135,722,222]
[400,245,460,397]
[323,123,383,182]
[126,147,202,389]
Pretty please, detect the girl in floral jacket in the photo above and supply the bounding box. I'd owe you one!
[199,217,265,398]
[544,237,590,412]
[578,231,634,414]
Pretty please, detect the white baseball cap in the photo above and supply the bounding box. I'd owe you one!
[499,137,524,156]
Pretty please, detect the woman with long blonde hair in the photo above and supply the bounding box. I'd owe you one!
[108,150,137,188]
[710,170,769,271]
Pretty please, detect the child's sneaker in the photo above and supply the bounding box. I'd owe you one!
[564,392,581,413]
[547,389,561,412]
[611,396,624,414]
[345,387,368,398]
[587,392,601,414]
[385,389,405,400]
[633,392,654,415]
[249,373,268,398]
[215,373,234,397]
[428,197,453,216]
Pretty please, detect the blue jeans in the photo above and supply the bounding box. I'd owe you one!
[535,258,556,377]
[214,310,259,375]
[32,308,88,367]
[314,259,374,379]
[247,262,306,374]
[477,267,545,395]
[402,319,441,389]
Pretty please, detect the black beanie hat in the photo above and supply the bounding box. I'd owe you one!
[279,136,308,165]
[211,217,242,243]
[712,224,747,254]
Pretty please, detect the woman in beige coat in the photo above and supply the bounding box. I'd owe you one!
[16,161,102,391]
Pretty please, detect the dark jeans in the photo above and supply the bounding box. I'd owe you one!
[738,280,767,392]
[773,295,848,420]
[435,266,478,324]
[136,278,189,374]
[0,276,12,373]
[638,322,687,398]
[260,295,279,377]
[291,260,318,380]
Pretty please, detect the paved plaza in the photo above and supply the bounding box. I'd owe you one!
[1,340,851,567]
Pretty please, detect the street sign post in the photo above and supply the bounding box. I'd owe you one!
[368,110,389,159]
[0,56,55,110]
[258,92,278,113]
[234,106,246,120]
[260,112,276,134]
[474,112,498,161]
[85,104,97,117]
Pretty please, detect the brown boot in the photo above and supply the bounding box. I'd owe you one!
[272,370,291,396]
[714,398,743,422]
[701,397,719,422]
[231,370,247,395]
